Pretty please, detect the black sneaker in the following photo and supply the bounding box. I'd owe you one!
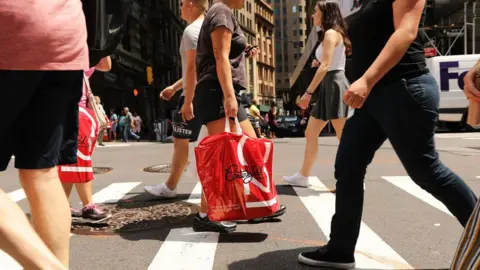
[248,205,287,223]
[192,214,237,233]
[298,245,355,269]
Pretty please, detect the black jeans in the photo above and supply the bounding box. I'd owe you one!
[328,73,477,256]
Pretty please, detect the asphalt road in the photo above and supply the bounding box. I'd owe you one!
[2,132,480,270]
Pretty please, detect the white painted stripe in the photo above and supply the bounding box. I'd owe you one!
[148,183,219,270]
[7,189,26,203]
[90,182,141,204]
[295,176,411,269]
[185,182,202,205]
[61,166,93,173]
[246,197,277,208]
[383,176,452,216]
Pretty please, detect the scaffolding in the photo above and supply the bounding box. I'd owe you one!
[424,1,477,56]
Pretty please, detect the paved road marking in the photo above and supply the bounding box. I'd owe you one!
[7,189,26,203]
[293,176,411,269]
[185,182,202,205]
[90,182,141,204]
[383,176,452,216]
[435,133,480,139]
[148,183,219,270]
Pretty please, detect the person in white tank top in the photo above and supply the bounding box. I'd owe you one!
[283,1,363,192]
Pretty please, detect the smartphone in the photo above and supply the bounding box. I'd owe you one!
[244,45,258,56]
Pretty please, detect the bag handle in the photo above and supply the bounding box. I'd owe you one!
[224,117,242,135]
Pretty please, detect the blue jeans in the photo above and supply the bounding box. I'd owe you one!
[123,125,139,142]
[327,73,477,256]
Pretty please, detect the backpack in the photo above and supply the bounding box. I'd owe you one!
[82,0,132,67]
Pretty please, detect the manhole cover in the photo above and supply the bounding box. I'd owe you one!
[93,167,113,174]
[71,201,198,235]
[144,162,190,173]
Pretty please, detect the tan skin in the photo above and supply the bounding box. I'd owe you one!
[62,56,112,208]
[295,5,346,177]
[157,0,205,191]
[464,62,480,102]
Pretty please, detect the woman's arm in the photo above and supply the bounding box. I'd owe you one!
[362,0,425,88]
[305,30,341,94]
[95,56,112,72]
[184,49,197,105]
[211,27,236,100]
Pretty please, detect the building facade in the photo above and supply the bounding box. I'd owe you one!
[90,0,185,137]
[273,0,309,111]
[233,0,258,100]
[254,0,276,106]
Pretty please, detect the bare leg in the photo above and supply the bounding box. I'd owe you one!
[74,182,93,207]
[331,118,347,140]
[299,117,329,177]
[0,189,66,270]
[61,183,74,198]
[166,138,190,190]
[19,168,71,267]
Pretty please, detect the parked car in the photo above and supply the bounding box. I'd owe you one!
[276,115,306,138]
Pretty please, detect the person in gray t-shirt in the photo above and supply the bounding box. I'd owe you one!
[144,0,205,206]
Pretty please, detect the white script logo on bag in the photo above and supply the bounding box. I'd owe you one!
[224,136,277,208]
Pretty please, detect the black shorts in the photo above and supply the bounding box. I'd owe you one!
[172,96,201,141]
[0,70,83,171]
[193,80,248,125]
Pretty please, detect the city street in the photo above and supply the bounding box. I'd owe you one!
[2,132,480,269]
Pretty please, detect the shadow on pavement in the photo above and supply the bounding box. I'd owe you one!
[228,247,450,270]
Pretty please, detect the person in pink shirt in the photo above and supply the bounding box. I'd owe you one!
[0,0,88,268]
[58,56,111,222]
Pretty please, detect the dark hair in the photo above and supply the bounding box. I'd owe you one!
[316,0,352,56]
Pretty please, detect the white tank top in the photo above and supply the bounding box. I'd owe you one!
[315,39,346,71]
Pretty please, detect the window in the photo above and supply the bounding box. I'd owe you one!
[299,29,303,35]
[292,6,296,12]
[293,30,296,36]
[298,41,304,47]
[299,5,302,12]
[299,17,303,24]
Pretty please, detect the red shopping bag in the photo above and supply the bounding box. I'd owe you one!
[195,118,280,221]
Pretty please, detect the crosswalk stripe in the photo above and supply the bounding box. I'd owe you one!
[382,176,452,216]
[89,182,141,204]
[7,189,25,203]
[148,182,218,270]
[294,176,412,269]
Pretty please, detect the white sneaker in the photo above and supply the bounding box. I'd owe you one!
[283,173,309,187]
[144,183,177,198]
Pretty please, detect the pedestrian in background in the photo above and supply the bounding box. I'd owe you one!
[283,0,351,188]
[58,57,112,222]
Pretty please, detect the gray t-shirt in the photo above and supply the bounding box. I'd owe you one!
[179,18,203,96]
[196,3,246,89]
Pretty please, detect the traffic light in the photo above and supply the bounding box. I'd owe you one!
[146,66,153,85]
[133,89,138,97]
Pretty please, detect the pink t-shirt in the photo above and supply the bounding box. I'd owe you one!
[0,0,89,70]
[79,68,96,108]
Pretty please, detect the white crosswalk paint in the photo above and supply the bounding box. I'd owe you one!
[382,176,452,216]
[148,183,219,270]
[185,182,202,205]
[294,176,412,269]
[7,189,26,203]
[89,182,141,204]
